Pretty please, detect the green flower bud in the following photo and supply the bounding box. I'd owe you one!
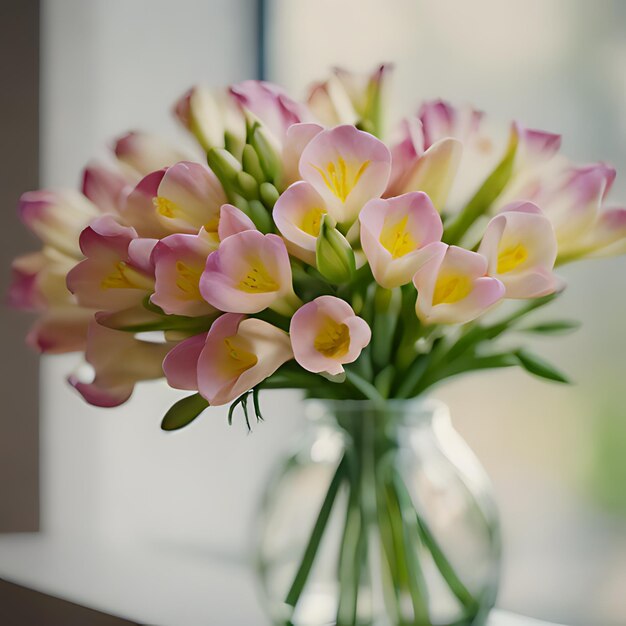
[259,182,280,209]
[242,144,266,184]
[248,199,273,234]
[249,125,280,183]
[206,147,241,201]
[316,215,356,284]
[236,170,260,200]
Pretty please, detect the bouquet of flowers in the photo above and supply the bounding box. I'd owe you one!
[9,64,625,624]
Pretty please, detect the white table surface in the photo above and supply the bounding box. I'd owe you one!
[0,532,562,626]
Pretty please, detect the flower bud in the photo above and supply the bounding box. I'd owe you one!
[316,215,356,283]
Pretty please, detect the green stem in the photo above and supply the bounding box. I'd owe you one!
[393,470,479,615]
[386,478,430,624]
[336,480,363,625]
[285,456,347,608]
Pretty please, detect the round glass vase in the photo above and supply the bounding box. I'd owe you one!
[256,399,501,626]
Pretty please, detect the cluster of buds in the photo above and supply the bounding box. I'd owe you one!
[9,65,625,427]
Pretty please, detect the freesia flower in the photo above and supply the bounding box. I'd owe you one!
[359,192,445,288]
[19,189,99,258]
[413,246,505,325]
[163,314,292,405]
[478,202,559,299]
[174,85,246,152]
[229,80,311,145]
[498,162,626,262]
[9,248,94,354]
[217,203,256,240]
[123,161,227,238]
[81,163,130,215]
[114,131,193,178]
[273,181,327,264]
[307,65,391,131]
[299,125,391,225]
[385,120,462,211]
[151,232,217,317]
[279,123,324,189]
[290,296,371,376]
[69,321,170,407]
[66,215,155,312]
[200,230,297,314]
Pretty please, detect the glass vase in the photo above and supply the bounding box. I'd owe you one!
[256,399,501,626]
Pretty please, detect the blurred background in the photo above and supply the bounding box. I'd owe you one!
[0,1,625,624]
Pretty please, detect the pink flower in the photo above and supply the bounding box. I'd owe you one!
[200,230,296,315]
[69,321,170,407]
[478,202,559,299]
[306,64,392,128]
[273,181,327,264]
[279,123,324,189]
[27,308,93,354]
[498,161,626,262]
[66,216,155,312]
[413,246,505,325]
[229,80,311,144]
[114,132,193,177]
[359,192,445,288]
[290,296,371,376]
[122,161,227,238]
[163,314,293,405]
[81,163,131,214]
[385,125,462,211]
[299,125,391,225]
[151,232,217,317]
[19,189,99,258]
[217,203,256,240]
[174,85,246,151]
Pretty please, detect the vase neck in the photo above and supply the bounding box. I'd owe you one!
[305,398,447,444]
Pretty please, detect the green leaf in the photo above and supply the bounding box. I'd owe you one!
[161,394,209,431]
[515,349,570,384]
[520,320,580,335]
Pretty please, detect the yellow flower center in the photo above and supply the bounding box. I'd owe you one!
[432,273,472,306]
[497,243,528,274]
[299,207,326,237]
[153,196,182,219]
[101,261,150,290]
[223,337,258,376]
[379,215,418,259]
[314,317,351,358]
[312,156,371,203]
[237,261,279,293]
[175,261,203,300]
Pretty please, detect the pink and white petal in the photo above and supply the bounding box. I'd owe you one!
[19,189,99,258]
[299,125,391,224]
[122,170,175,238]
[114,132,192,177]
[128,238,158,275]
[218,204,256,240]
[498,269,558,299]
[273,181,326,252]
[280,123,324,188]
[162,333,208,391]
[396,138,462,210]
[68,377,134,408]
[156,161,226,232]
[151,233,215,317]
[27,308,92,354]
[81,164,129,214]
[225,318,292,401]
